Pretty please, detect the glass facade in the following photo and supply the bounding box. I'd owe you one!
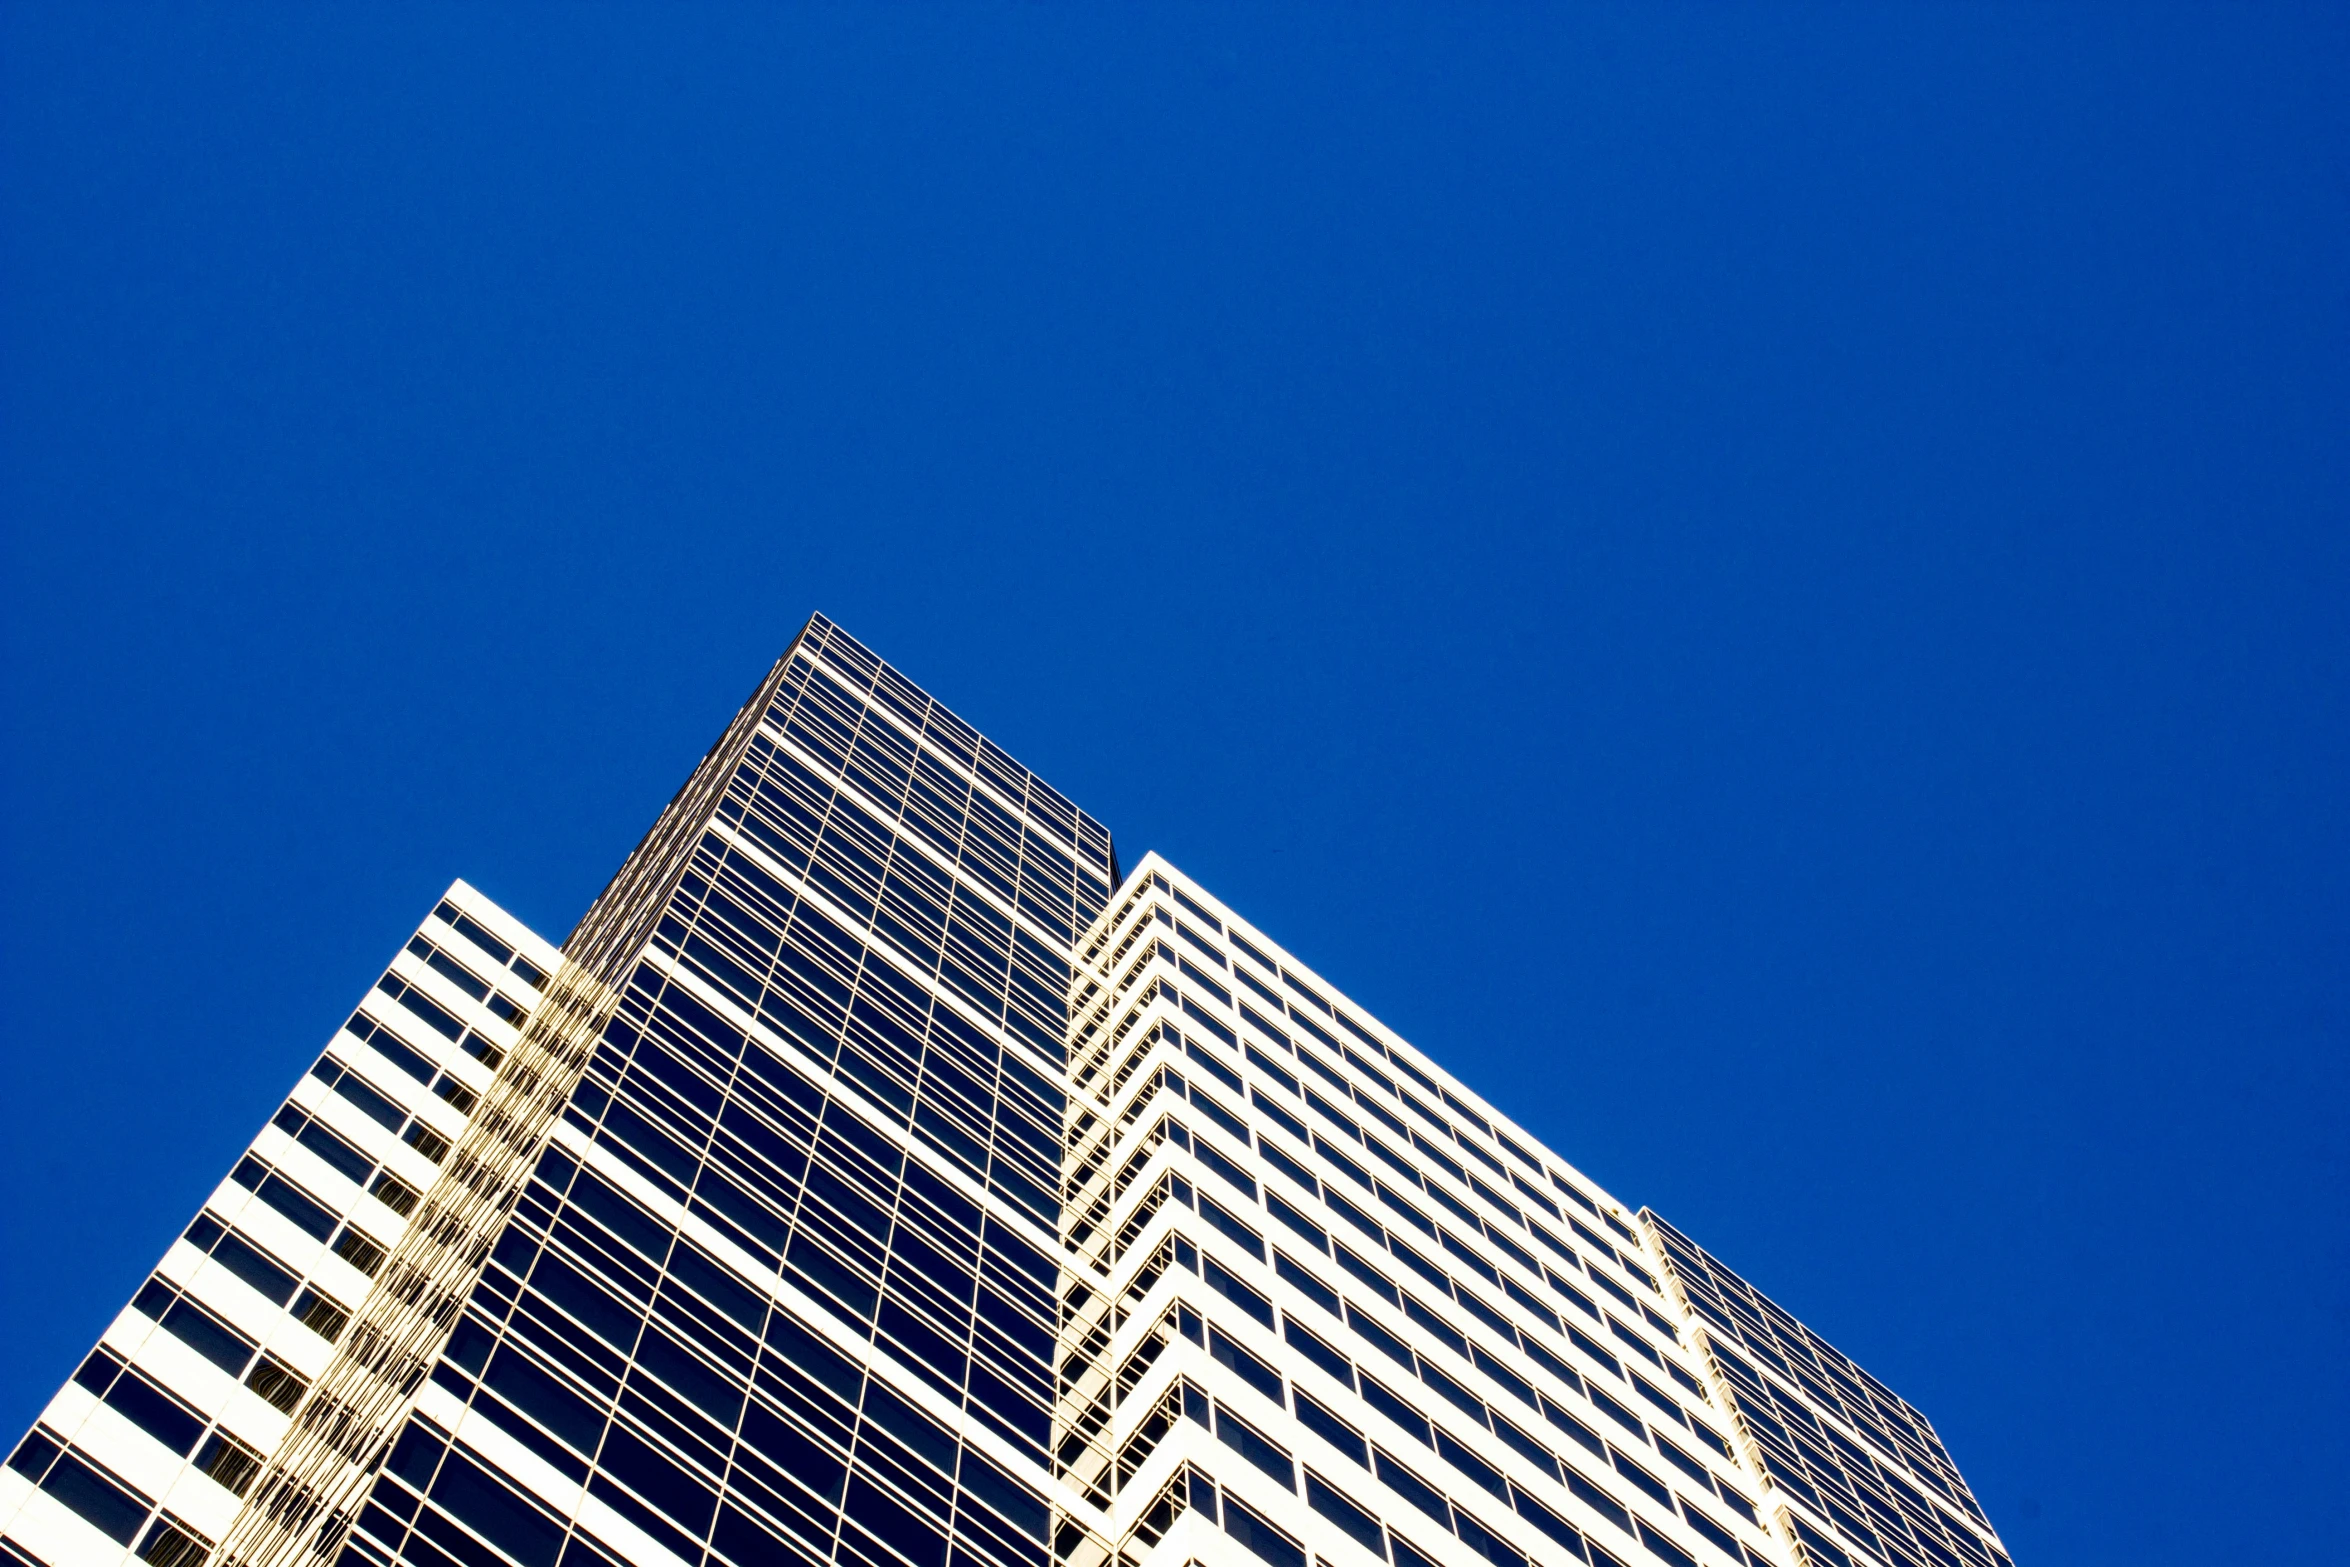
[3,615,2011,1567]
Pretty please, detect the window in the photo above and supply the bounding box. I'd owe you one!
[1332,1243,1397,1303]
[8,1431,152,1546]
[1170,886,1223,933]
[138,1514,212,1567]
[1294,1396,1368,1467]
[1185,1039,1243,1095]
[195,1431,262,1496]
[1252,1091,1309,1146]
[1541,1397,1606,1458]
[311,1054,406,1133]
[1371,1448,1449,1524]
[1679,1501,1744,1561]
[1203,1255,1272,1326]
[1178,923,1227,969]
[1273,1250,1340,1315]
[245,1354,308,1414]
[1561,1465,1632,1534]
[1214,1404,1296,1489]
[371,1172,421,1217]
[231,1156,340,1242]
[1306,1470,1384,1554]
[1345,1303,1415,1371]
[1287,1315,1363,1390]
[1199,1194,1266,1259]
[1632,1374,1688,1425]
[437,901,515,966]
[1653,1437,1712,1489]
[1489,1411,1557,1477]
[1400,1295,1467,1358]
[1357,1375,1431,1445]
[73,1349,205,1457]
[271,1105,373,1187]
[292,1287,351,1341]
[1208,1327,1285,1404]
[131,1277,254,1377]
[1221,1492,1305,1567]
[182,1214,298,1308]
[1610,1315,1664,1366]
[1611,1448,1673,1509]
[334,1226,388,1276]
[1245,1046,1298,1096]
[1434,1428,1504,1498]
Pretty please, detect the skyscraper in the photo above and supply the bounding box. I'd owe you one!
[4,614,2015,1567]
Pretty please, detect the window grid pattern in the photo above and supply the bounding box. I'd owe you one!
[1055,859,2007,1567]
[1061,1055,1760,1567]
[1,888,554,1567]
[345,619,1110,1567]
[6,614,2010,1567]
[1055,866,1770,1567]
[1647,1221,2010,1567]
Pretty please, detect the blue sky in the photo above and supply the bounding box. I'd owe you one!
[2,6,2344,1563]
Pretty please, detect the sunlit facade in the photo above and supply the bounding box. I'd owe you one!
[5,615,2012,1567]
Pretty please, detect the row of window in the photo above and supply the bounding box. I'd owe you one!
[570,1062,1055,1403]
[1229,1110,1710,1429]
[3,902,531,1567]
[15,1347,264,1567]
[1055,942,1752,1567]
[487,1129,1054,1468]
[1086,876,1659,1292]
[1146,1282,1759,1559]
[411,1167,1056,1567]
[1115,1242,1755,1567]
[404,935,534,1027]
[1651,1220,1980,1512]
[732,730,1077,1002]
[1074,948,1671,1364]
[178,1213,350,1346]
[787,627,1109,891]
[1132,1152,1738,1505]
[776,696,1086,944]
[370,972,511,1075]
[1140,1440,1718,1567]
[229,1153,386,1277]
[1094,1008,1710,1438]
[793,626,1094,863]
[1192,1347,1758,1567]
[431,900,551,993]
[271,1098,421,1217]
[725,728,1073,1058]
[1702,1340,2003,1567]
[534,1124,1051,1444]
[658,925,1062,1231]
[1645,1221,2007,1567]
[45,916,512,1548]
[672,798,1066,1141]
[9,1425,222,1567]
[768,655,1102,945]
[1210,1006,1682,1350]
[313,1048,454,1166]
[345,1011,492,1117]
[667,823,1064,1149]
[572,962,1057,1327]
[1070,1041,1628,1499]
